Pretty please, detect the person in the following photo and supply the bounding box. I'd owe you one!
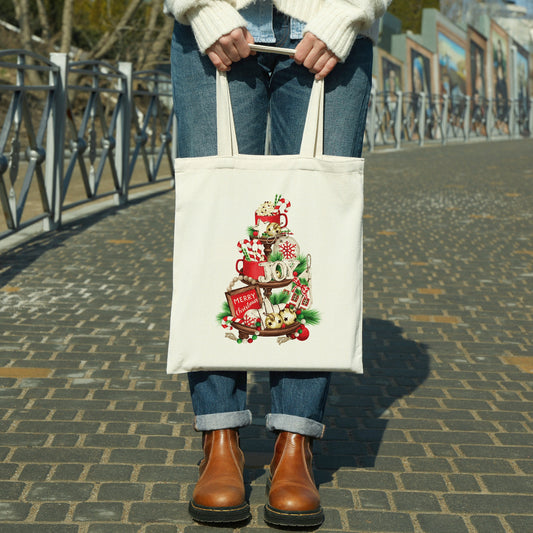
[164,0,391,527]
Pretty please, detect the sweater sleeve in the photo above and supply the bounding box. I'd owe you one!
[164,0,247,53]
[304,0,392,61]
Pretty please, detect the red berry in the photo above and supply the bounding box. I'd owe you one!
[247,338,253,343]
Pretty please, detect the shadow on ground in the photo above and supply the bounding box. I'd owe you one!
[0,190,170,289]
[241,317,430,490]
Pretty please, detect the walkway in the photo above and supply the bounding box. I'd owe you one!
[0,139,532,532]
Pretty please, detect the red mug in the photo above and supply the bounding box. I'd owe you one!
[255,212,288,228]
[236,259,265,280]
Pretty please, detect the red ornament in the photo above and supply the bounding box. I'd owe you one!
[297,325,309,341]
[247,338,253,344]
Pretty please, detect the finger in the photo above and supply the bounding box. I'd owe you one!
[207,50,231,71]
[218,35,242,63]
[303,45,326,71]
[234,32,252,59]
[243,28,256,55]
[294,35,314,64]
[309,51,332,74]
[315,56,338,80]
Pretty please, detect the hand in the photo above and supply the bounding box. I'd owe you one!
[294,33,339,80]
[206,27,255,72]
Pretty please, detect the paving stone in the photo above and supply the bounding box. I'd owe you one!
[87,525,139,533]
[97,483,145,501]
[12,447,104,464]
[73,502,124,521]
[26,482,94,501]
[18,464,52,481]
[347,510,414,532]
[400,473,447,492]
[392,492,441,512]
[0,501,32,520]
[416,513,469,533]
[447,474,482,492]
[0,526,78,532]
[469,515,507,533]
[505,515,533,532]
[444,494,533,514]
[336,471,397,490]
[357,490,391,510]
[481,474,533,494]
[34,503,70,522]
[86,465,134,481]
[128,502,189,523]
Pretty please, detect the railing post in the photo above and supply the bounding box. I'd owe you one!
[418,92,426,146]
[529,98,533,138]
[394,91,402,150]
[441,94,448,145]
[486,98,493,140]
[367,87,376,152]
[116,61,133,204]
[508,98,515,138]
[46,52,68,229]
[464,96,471,141]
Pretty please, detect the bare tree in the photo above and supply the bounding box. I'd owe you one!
[89,0,145,60]
[35,0,52,48]
[16,0,33,52]
[60,0,74,54]
[138,0,173,70]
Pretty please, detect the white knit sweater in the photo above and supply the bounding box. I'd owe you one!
[164,0,391,62]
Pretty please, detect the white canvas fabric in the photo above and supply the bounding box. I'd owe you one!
[167,66,364,373]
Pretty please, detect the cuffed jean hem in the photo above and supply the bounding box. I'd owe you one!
[193,410,252,432]
[266,413,325,439]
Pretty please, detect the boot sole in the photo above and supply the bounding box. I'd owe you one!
[264,503,324,527]
[189,500,251,523]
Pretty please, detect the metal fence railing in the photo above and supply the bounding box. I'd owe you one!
[1,49,531,243]
[366,88,532,151]
[0,51,176,242]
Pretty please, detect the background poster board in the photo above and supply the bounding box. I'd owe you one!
[378,49,403,93]
[468,27,488,104]
[406,38,433,96]
[490,21,510,116]
[437,24,467,100]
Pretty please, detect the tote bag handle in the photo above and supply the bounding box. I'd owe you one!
[216,44,324,158]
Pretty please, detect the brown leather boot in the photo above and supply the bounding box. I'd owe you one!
[188,428,250,523]
[264,431,324,527]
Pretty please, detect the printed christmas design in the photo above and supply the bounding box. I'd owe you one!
[217,195,321,344]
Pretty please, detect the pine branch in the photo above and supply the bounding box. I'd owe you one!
[300,309,321,325]
[216,302,231,324]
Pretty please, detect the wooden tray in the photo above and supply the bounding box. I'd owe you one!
[231,321,301,339]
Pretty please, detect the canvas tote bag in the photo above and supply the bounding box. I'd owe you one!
[167,55,364,373]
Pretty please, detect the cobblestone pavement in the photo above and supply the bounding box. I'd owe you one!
[0,139,532,533]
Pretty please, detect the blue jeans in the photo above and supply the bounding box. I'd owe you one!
[171,11,372,439]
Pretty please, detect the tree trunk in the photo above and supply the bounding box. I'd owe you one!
[17,0,33,52]
[35,0,51,46]
[137,0,163,68]
[89,0,145,60]
[15,0,43,85]
[142,15,174,71]
[60,0,75,54]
